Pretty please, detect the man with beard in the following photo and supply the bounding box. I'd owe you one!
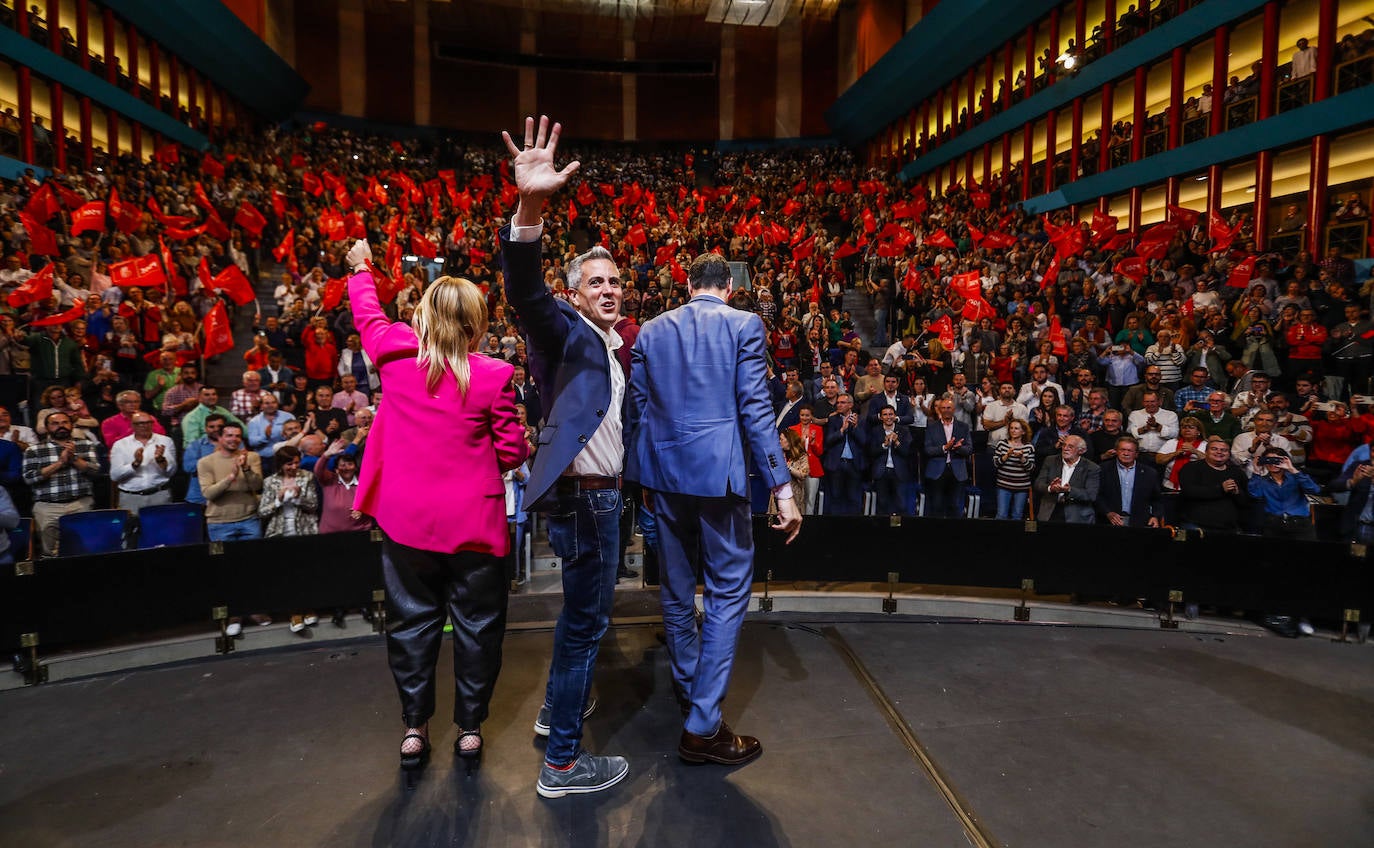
[22,410,101,555]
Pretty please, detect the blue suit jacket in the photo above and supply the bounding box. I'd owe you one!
[922,419,973,481]
[822,416,868,475]
[500,227,622,509]
[1094,461,1162,526]
[626,292,789,497]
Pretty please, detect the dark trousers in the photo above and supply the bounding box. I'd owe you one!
[826,460,865,514]
[381,533,509,730]
[870,469,903,515]
[925,468,966,518]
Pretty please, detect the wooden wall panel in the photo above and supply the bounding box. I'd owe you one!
[733,26,778,140]
[637,74,718,142]
[294,0,340,112]
[428,59,519,133]
[363,4,414,125]
[536,70,623,142]
[801,18,840,137]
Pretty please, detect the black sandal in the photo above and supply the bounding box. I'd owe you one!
[400,731,430,770]
[454,728,482,759]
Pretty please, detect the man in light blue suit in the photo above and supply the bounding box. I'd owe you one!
[626,253,802,767]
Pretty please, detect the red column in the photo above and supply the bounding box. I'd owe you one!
[921,101,930,152]
[1070,97,1083,180]
[1210,26,1228,137]
[206,84,217,136]
[983,142,992,186]
[935,88,944,138]
[1024,25,1036,100]
[170,57,179,120]
[1075,0,1087,49]
[1130,187,1143,231]
[1255,150,1273,250]
[983,55,995,121]
[188,67,198,128]
[1314,0,1337,102]
[1022,124,1033,199]
[1258,1,1279,119]
[1206,163,1223,212]
[46,0,60,52]
[1306,135,1330,255]
[1099,82,1113,173]
[17,68,33,165]
[50,83,64,171]
[79,96,92,169]
[1167,47,1185,149]
[1048,7,1061,85]
[1130,66,1146,162]
[1045,109,1057,194]
[965,70,975,132]
[107,109,118,155]
[1001,133,1012,181]
[149,42,160,112]
[1002,42,1014,109]
[1166,176,1180,206]
[102,8,116,85]
[126,23,139,100]
[1103,0,1117,52]
[965,151,974,187]
[76,0,89,69]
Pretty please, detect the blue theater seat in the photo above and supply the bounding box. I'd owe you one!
[136,503,206,549]
[58,509,130,556]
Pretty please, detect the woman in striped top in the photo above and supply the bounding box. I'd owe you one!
[993,419,1036,520]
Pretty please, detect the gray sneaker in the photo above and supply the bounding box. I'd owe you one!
[537,752,629,799]
[533,695,599,737]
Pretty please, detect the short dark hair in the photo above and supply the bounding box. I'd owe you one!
[204,413,228,427]
[274,445,301,465]
[688,253,731,291]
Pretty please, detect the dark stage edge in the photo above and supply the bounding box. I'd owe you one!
[0,617,1370,848]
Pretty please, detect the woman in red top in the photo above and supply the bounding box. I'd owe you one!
[1307,401,1368,484]
[117,286,162,349]
[302,324,339,387]
[788,407,825,513]
[1284,308,1328,387]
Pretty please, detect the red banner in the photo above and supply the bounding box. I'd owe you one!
[20,213,58,256]
[210,264,257,305]
[30,300,85,327]
[233,201,267,237]
[201,301,234,357]
[69,202,107,235]
[6,264,54,307]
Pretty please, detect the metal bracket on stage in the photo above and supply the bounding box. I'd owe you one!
[19,632,47,685]
[1350,542,1367,559]
[1014,578,1033,621]
[758,570,773,613]
[1333,608,1363,644]
[1161,590,1183,629]
[883,572,898,614]
[14,558,33,576]
[1023,518,1037,533]
[370,589,386,633]
[212,605,235,655]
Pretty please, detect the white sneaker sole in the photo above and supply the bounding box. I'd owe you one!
[536,762,629,799]
[533,700,598,737]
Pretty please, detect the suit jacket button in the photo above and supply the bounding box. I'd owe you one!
[596,409,605,417]
[578,435,588,444]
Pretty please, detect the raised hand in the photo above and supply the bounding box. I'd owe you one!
[501,116,581,211]
[345,239,372,273]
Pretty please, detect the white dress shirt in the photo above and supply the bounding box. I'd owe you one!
[110,433,178,492]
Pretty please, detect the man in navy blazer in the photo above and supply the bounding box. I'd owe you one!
[1095,435,1163,527]
[500,116,629,799]
[867,404,911,514]
[923,397,973,518]
[822,392,868,514]
[627,252,802,767]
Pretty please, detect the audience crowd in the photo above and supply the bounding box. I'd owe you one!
[0,116,1372,574]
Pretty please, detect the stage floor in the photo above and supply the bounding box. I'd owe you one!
[2,616,1371,847]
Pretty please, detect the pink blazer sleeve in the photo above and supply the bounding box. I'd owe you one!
[491,376,529,474]
[348,270,414,361]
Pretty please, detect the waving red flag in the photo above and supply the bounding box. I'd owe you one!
[201,301,234,358]
[568,198,578,224]
[163,224,208,242]
[191,182,213,212]
[1090,210,1119,241]
[108,255,165,288]
[272,229,295,263]
[147,197,194,228]
[902,263,922,292]
[69,202,107,235]
[25,183,60,223]
[1166,204,1201,227]
[321,277,347,312]
[982,232,1018,249]
[926,229,956,249]
[200,154,225,180]
[30,300,85,327]
[949,271,981,300]
[154,143,180,167]
[792,235,817,261]
[302,172,324,197]
[6,264,54,307]
[1048,315,1068,356]
[203,209,231,241]
[1227,255,1257,289]
[833,242,860,261]
[626,224,647,247]
[20,212,58,256]
[1208,211,1235,251]
[1136,240,1170,261]
[409,231,437,259]
[932,314,956,349]
[197,256,214,292]
[108,187,142,234]
[970,190,991,209]
[1114,256,1149,282]
[1140,220,1181,244]
[1046,220,1086,257]
[369,260,407,305]
[210,264,257,305]
[1040,253,1061,290]
[159,237,186,296]
[233,201,267,237]
[967,224,985,245]
[54,182,84,210]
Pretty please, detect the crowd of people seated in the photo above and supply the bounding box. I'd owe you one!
[0,112,1370,580]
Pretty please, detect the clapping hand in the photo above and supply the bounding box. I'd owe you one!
[502,116,581,208]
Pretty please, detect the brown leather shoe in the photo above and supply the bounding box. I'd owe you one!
[678,722,762,766]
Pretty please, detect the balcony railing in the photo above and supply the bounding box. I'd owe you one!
[1182,115,1210,144]
[1277,76,1313,113]
[1336,56,1374,95]
[1225,96,1258,131]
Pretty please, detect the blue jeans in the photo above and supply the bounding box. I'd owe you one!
[206,516,262,542]
[996,488,1028,520]
[542,487,623,766]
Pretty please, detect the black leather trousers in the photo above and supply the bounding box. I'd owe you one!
[381,533,509,729]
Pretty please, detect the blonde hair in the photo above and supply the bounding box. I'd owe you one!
[410,275,488,396]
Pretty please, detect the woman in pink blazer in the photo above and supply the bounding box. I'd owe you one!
[345,240,528,769]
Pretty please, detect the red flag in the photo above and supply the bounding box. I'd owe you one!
[192,182,213,212]
[108,187,142,234]
[20,213,58,256]
[272,229,295,263]
[147,197,194,228]
[321,277,347,311]
[25,183,60,222]
[982,232,1018,249]
[200,154,225,180]
[1136,240,1170,261]
[833,243,860,261]
[568,198,578,224]
[1048,315,1068,356]
[302,172,324,197]
[346,212,366,240]
[627,224,647,247]
[54,183,84,211]
[576,183,596,208]
[1101,231,1136,252]
[233,201,267,237]
[1208,211,1235,251]
[409,231,437,259]
[160,237,186,296]
[926,229,956,249]
[204,209,230,241]
[861,208,877,234]
[154,143,180,166]
[69,202,107,235]
[670,257,687,285]
[949,271,982,301]
[792,235,817,260]
[1040,253,1061,290]
[1166,204,1201,227]
[1046,220,1086,257]
[210,264,257,305]
[108,255,165,288]
[967,225,984,245]
[932,314,956,349]
[6,264,54,307]
[1090,210,1119,241]
[163,224,207,241]
[30,300,85,327]
[970,190,991,209]
[1227,255,1257,289]
[1114,256,1149,282]
[369,260,407,305]
[450,219,466,243]
[962,297,995,322]
[902,264,922,292]
[271,188,287,219]
[197,256,214,292]
[1140,220,1181,244]
[201,301,234,357]
[807,279,822,304]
